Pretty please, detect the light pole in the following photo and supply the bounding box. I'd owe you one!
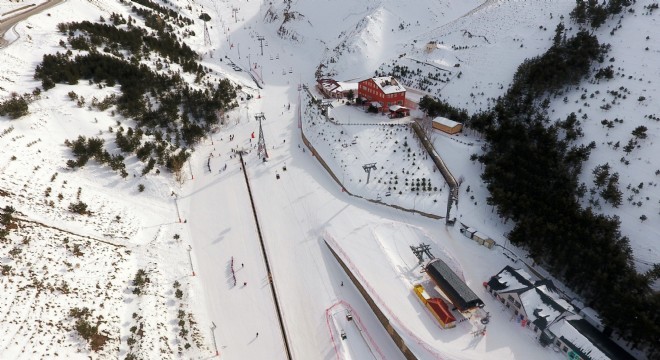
[187,245,195,276]
[211,322,219,356]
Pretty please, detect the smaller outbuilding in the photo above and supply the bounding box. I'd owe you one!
[460,227,477,239]
[388,105,410,118]
[413,284,456,329]
[432,117,463,134]
[316,78,358,99]
[472,232,489,245]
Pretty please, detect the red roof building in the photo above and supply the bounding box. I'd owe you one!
[358,76,406,113]
[426,298,457,328]
[413,284,457,329]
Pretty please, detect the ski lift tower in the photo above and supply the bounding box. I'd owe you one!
[256,35,265,56]
[199,13,212,47]
[255,112,268,159]
[231,7,239,23]
[362,163,376,184]
[410,243,435,264]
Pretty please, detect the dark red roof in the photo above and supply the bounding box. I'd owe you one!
[427,298,456,324]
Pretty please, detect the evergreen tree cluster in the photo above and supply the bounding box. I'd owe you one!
[378,65,449,93]
[37,16,237,180]
[570,0,633,28]
[508,29,607,102]
[125,0,193,26]
[470,27,659,356]
[592,163,623,207]
[65,135,129,178]
[69,307,108,351]
[0,94,31,119]
[56,21,201,74]
[35,51,178,119]
[417,95,469,123]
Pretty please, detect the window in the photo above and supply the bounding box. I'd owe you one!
[562,345,568,353]
[514,300,521,309]
[507,295,514,302]
[514,310,518,316]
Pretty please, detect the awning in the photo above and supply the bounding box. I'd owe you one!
[389,105,408,112]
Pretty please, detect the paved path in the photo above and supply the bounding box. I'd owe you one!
[0,0,65,49]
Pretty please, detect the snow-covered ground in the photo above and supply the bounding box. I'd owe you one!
[1,0,656,359]
[0,0,48,17]
[300,95,448,216]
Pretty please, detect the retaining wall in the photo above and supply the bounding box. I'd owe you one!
[324,240,419,360]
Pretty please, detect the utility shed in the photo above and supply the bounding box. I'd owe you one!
[425,259,484,312]
[432,117,463,134]
[472,232,489,245]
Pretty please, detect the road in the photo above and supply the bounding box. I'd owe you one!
[0,0,65,49]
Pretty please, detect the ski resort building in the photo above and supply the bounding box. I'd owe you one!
[485,266,572,333]
[486,266,636,359]
[413,284,457,329]
[432,117,463,134]
[316,78,358,99]
[357,76,406,113]
[425,259,484,312]
[542,316,636,360]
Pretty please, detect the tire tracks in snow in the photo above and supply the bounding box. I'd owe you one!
[0,0,66,49]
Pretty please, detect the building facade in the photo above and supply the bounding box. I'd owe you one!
[358,76,406,113]
[485,266,636,360]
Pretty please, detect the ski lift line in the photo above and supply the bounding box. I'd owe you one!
[237,153,292,359]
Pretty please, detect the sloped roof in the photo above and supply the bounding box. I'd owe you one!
[317,79,357,94]
[317,78,340,92]
[389,105,408,112]
[361,76,405,94]
[521,284,571,330]
[427,298,456,324]
[432,117,461,128]
[549,317,635,360]
[336,81,358,92]
[487,266,534,292]
[426,259,483,311]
